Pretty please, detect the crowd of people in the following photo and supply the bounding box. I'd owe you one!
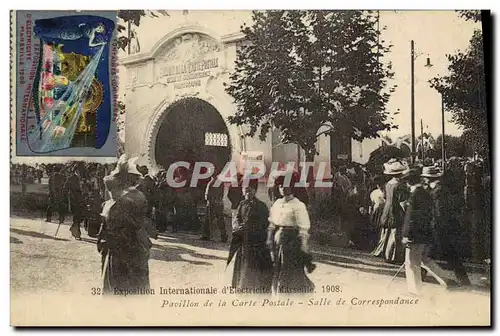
[330,156,491,295]
[331,156,491,266]
[89,155,315,296]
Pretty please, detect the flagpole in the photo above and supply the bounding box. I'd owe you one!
[420,119,425,163]
[441,94,445,172]
[127,20,132,55]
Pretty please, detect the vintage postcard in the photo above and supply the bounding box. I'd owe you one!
[12,10,118,157]
[10,9,491,327]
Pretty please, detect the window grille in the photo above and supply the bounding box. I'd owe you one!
[204,132,228,147]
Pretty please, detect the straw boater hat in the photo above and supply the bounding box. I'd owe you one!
[383,159,409,175]
[421,166,443,178]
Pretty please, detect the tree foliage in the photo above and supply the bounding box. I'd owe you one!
[225,10,396,161]
[116,99,126,131]
[456,10,482,23]
[116,99,126,157]
[430,11,488,155]
[427,134,473,159]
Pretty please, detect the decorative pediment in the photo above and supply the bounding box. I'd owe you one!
[156,33,221,64]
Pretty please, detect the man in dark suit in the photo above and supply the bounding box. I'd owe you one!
[202,173,228,243]
[64,164,84,240]
[402,168,449,295]
[227,172,243,231]
[45,166,66,224]
[137,166,155,219]
[423,166,471,287]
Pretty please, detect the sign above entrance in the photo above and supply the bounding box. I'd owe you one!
[155,33,222,90]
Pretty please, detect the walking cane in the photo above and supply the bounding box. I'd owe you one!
[54,221,61,237]
[386,239,412,288]
[386,263,405,288]
[55,194,70,237]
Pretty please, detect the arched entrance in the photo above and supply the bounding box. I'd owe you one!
[154,97,232,174]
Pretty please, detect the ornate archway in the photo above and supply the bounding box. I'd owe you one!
[153,97,231,172]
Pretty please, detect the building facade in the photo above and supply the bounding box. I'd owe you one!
[120,11,380,179]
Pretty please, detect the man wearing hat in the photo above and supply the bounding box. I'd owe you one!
[45,165,66,224]
[227,172,244,231]
[98,155,155,295]
[202,172,229,243]
[422,166,471,287]
[136,165,156,219]
[372,159,409,263]
[64,163,85,240]
[402,167,450,295]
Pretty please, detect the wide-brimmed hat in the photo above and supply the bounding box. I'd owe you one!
[104,155,142,189]
[421,166,443,178]
[383,159,409,175]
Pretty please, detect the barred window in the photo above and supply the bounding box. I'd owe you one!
[205,132,228,147]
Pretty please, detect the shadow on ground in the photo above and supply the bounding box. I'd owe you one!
[313,249,491,294]
[157,231,230,252]
[150,242,226,266]
[10,236,23,244]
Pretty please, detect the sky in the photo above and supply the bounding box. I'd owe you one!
[120,10,482,142]
[378,10,482,140]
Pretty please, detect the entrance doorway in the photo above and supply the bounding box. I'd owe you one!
[154,97,231,233]
[154,97,231,173]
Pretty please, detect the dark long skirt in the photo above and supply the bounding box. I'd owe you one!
[272,228,314,295]
[102,248,150,295]
[232,242,273,294]
[371,227,404,263]
[370,204,384,229]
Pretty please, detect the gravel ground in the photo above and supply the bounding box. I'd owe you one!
[10,214,491,326]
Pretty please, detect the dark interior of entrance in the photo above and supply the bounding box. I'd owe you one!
[155,97,231,175]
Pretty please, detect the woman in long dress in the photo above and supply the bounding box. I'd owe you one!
[267,175,315,295]
[97,155,156,295]
[372,159,409,264]
[227,179,273,293]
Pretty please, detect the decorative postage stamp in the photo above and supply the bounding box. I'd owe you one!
[11,10,118,157]
[10,9,491,327]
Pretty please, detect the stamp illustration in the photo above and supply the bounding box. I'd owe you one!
[13,11,118,157]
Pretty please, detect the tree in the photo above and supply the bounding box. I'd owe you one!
[116,10,169,52]
[427,134,472,159]
[430,11,488,155]
[115,10,169,156]
[114,98,127,157]
[225,10,396,164]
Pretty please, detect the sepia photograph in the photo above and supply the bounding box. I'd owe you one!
[9,7,492,327]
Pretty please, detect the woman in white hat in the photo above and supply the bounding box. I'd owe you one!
[372,159,410,263]
[97,154,156,296]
